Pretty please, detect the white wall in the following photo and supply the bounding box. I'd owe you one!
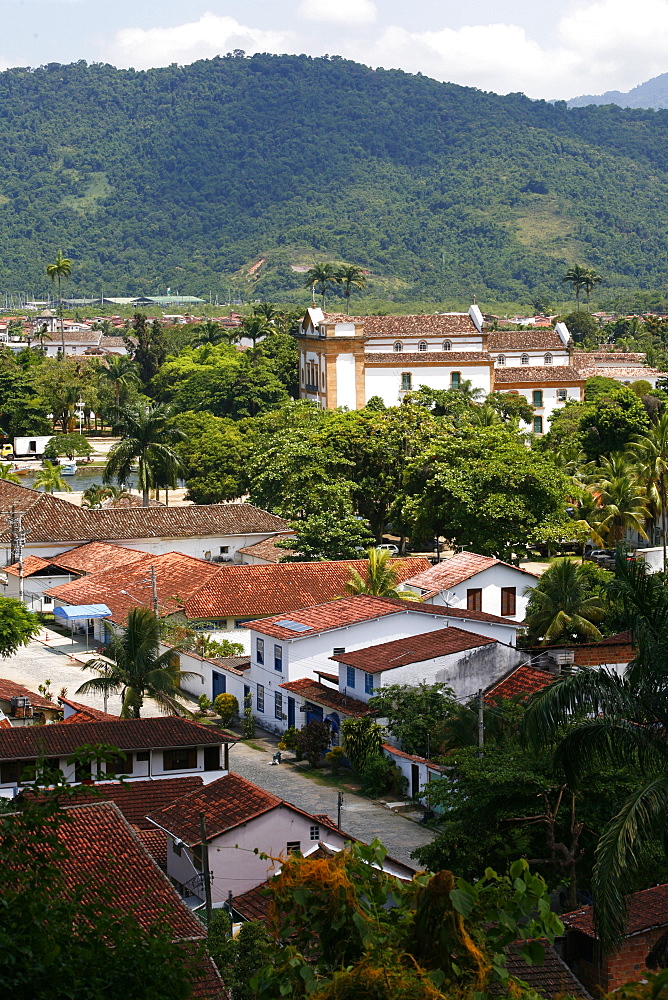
[168,645,248,710]
[2,570,73,611]
[365,364,491,407]
[336,353,357,409]
[406,563,538,622]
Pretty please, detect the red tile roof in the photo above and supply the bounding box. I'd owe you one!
[251,594,518,640]
[0,480,287,543]
[58,697,118,723]
[4,554,54,577]
[279,678,372,717]
[47,555,431,624]
[50,776,205,828]
[382,742,447,770]
[494,365,584,384]
[361,313,479,337]
[0,716,232,761]
[6,543,146,578]
[136,827,168,867]
[0,678,63,713]
[237,532,297,563]
[484,664,554,705]
[330,627,496,673]
[562,884,668,939]
[493,942,591,998]
[233,882,271,921]
[148,771,281,845]
[488,330,566,350]
[404,550,538,591]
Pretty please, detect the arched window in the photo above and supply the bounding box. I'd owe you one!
[393,341,403,352]
[443,340,452,351]
[401,372,412,391]
[521,353,530,365]
[418,341,428,352]
[451,372,461,389]
[544,353,553,365]
[532,389,543,407]
[497,355,506,366]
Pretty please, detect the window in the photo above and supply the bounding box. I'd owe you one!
[451,371,461,388]
[364,672,374,694]
[322,371,325,388]
[418,340,428,352]
[275,692,283,720]
[557,388,567,401]
[219,546,229,555]
[393,341,403,352]
[310,824,320,841]
[443,340,451,351]
[501,587,517,617]
[105,752,133,776]
[521,353,530,365]
[533,416,544,434]
[497,354,505,366]
[532,390,543,407]
[256,637,264,664]
[544,353,553,365]
[257,683,265,712]
[467,588,482,612]
[401,372,412,391]
[333,647,345,655]
[346,665,355,689]
[43,595,52,605]
[173,838,182,857]
[204,746,220,771]
[136,751,149,762]
[286,841,301,856]
[274,644,283,672]
[163,747,197,771]
[1,759,31,784]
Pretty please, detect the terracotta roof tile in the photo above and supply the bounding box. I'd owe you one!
[381,743,447,770]
[404,550,538,591]
[361,313,479,337]
[562,884,668,938]
[251,594,518,640]
[494,365,584,384]
[237,532,297,563]
[58,697,118,722]
[4,554,53,577]
[52,541,147,575]
[135,827,168,867]
[492,942,591,998]
[279,678,372,716]
[233,882,271,921]
[488,330,566,350]
[365,351,490,363]
[0,678,63,713]
[100,495,166,508]
[0,716,232,761]
[330,627,496,673]
[579,366,662,380]
[484,664,554,705]
[148,772,282,845]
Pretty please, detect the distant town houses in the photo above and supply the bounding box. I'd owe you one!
[297,306,662,431]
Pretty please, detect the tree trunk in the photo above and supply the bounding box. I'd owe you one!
[661,474,667,570]
[59,276,65,355]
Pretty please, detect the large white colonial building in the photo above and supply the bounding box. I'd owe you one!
[297,307,661,433]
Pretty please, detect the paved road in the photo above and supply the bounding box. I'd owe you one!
[228,741,434,867]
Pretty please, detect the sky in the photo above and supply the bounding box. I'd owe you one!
[3,0,668,100]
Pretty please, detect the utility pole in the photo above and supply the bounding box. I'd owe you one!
[477,688,484,750]
[199,812,213,925]
[8,506,27,604]
[150,564,159,617]
[226,889,233,937]
[337,790,343,830]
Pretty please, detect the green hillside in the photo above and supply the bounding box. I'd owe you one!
[3,54,668,306]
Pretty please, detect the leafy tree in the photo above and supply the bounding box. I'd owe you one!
[175,410,250,504]
[337,264,366,313]
[208,915,273,1000]
[193,633,244,657]
[487,391,534,425]
[368,682,459,757]
[277,512,374,561]
[44,433,93,461]
[0,597,40,656]
[33,356,94,435]
[292,720,331,767]
[304,261,340,309]
[580,382,650,459]
[523,558,607,645]
[45,250,72,353]
[522,553,668,951]
[213,692,239,725]
[0,462,21,484]
[633,413,668,567]
[33,460,71,494]
[104,401,184,507]
[589,472,649,544]
[126,313,168,384]
[341,716,384,772]
[77,606,198,717]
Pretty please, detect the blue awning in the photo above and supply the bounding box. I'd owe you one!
[53,604,112,620]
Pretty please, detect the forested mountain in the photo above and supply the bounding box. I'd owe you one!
[5,54,668,304]
[568,72,668,110]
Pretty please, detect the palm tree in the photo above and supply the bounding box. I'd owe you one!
[253,301,279,322]
[81,483,132,509]
[337,265,366,314]
[37,323,53,353]
[33,460,71,494]
[523,558,606,645]
[45,250,73,354]
[0,463,21,484]
[97,356,140,407]
[192,319,227,347]
[588,474,649,545]
[240,314,270,366]
[77,606,199,717]
[304,262,340,310]
[344,548,417,598]
[562,264,589,312]
[104,402,185,507]
[468,403,503,426]
[633,414,668,568]
[522,554,668,950]
[583,268,602,311]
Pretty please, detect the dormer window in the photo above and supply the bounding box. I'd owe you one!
[544,353,553,365]
[393,341,403,352]
[497,355,505,366]
[443,340,451,351]
[418,341,428,352]
[521,353,530,365]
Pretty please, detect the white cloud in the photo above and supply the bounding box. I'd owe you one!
[344,0,668,99]
[297,0,377,26]
[107,14,293,70]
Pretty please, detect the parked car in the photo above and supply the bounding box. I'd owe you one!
[585,549,614,564]
[376,544,399,556]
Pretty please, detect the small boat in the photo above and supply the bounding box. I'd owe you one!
[59,461,77,476]
[12,465,28,476]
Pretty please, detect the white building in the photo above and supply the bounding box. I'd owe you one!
[402,550,539,622]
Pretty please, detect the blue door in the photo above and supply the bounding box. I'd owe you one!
[287,697,295,729]
[212,671,226,700]
[306,704,323,727]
